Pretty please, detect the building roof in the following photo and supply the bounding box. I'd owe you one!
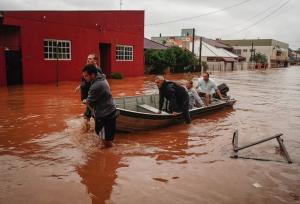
[220,39,289,49]
[144,38,168,50]
[202,37,232,49]
[201,42,238,58]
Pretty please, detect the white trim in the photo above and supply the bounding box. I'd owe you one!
[44,39,72,61]
[116,44,134,61]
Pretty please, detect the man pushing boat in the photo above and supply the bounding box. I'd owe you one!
[155,75,191,124]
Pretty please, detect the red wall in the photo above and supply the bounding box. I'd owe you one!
[0,11,144,85]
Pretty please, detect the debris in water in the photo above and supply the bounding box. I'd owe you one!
[252,183,263,188]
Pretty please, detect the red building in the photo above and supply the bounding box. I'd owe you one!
[0,11,144,86]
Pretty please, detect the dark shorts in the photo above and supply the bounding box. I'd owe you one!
[94,110,117,141]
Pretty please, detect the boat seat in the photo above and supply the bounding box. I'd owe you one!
[137,104,168,115]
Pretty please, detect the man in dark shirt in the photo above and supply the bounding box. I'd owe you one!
[155,75,191,124]
[82,64,116,147]
[75,54,103,125]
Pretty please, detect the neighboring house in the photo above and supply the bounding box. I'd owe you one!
[288,48,300,66]
[144,38,168,51]
[220,39,289,68]
[144,38,168,74]
[151,29,239,70]
[0,11,144,86]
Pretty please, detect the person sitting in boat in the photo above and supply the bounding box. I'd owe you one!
[197,72,226,106]
[155,75,191,124]
[186,80,205,109]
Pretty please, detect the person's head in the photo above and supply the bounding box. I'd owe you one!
[154,75,165,88]
[203,72,209,82]
[186,80,193,90]
[87,53,99,66]
[82,64,98,82]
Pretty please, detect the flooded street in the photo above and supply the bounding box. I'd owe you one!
[0,67,300,204]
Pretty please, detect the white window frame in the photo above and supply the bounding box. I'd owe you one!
[44,39,72,61]
[116,45,134,61]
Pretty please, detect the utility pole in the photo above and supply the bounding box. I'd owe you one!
[192,28,195,71]
[199,36,202,73]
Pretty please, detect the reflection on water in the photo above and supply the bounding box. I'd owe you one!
[1,68,300,203]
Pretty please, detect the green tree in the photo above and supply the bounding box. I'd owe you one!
[144,46,198,74]
[250,52,268,64]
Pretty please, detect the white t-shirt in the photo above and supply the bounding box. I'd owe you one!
[197,78,217,94]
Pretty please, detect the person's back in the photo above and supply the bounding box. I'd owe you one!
[155,76,191,124]
[87,73,115,118]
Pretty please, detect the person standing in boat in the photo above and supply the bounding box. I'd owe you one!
[186,80,205,109]
[197,72,225,106]
[155,75,191,124]
[75,53,103,126]
[82,64,117,147]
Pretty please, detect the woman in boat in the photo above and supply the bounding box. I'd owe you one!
[155,75,191,124]
[186,80,204,109]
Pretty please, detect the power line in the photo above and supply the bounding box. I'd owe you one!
[221,0,291,38]
[145,0,253,26]
[199,0,281,33]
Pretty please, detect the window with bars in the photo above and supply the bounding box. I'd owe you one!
[44,39,71,60]
[116,45,133,61]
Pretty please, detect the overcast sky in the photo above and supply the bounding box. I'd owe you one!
[1,0,299,49]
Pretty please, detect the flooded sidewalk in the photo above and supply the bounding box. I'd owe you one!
[0,68,300,204]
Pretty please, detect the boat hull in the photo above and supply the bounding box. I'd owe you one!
[116,99,236,132]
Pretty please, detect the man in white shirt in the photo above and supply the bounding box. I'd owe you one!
[197,72,225,105]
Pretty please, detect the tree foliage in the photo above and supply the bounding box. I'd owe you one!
[145,46,197,74]
[250,52,268,64]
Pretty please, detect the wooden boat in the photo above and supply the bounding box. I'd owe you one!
[114,93,236,132]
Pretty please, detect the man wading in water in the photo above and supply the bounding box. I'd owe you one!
[155,75,191,124]
[82,65,117,147]
[75,54,103,129]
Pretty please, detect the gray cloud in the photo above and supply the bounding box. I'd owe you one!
[1,0,299,49]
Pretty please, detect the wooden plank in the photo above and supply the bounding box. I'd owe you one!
[137,104,168,115]
[276,137,293,163]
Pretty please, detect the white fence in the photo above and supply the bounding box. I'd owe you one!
[205,62,257,72]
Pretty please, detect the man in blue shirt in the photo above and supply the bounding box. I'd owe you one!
[197,72,225,105]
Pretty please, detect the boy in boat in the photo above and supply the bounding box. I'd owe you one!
[197,72,225,106]
[82,64,117,147]
[155,75,191,124]
[185,80,205,109]
[75,54,103,127]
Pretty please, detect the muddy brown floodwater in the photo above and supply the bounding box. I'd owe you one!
[0,68,300,204]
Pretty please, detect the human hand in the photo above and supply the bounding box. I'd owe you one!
[172,112,180,116]
[82,99,87,104]
[75,85,80,93]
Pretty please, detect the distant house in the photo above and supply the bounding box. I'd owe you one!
[288,48,300,66]
[151,29,238,59]
[151,29,239,70]
[220,39,289,68]
[144,38,168,51]
[0,11,145,86]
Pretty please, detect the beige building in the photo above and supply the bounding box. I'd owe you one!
[220,39,289,67]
